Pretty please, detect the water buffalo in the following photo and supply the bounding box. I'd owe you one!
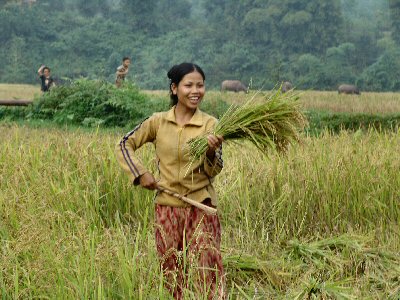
[281,81,293,93]
[338,84,360,95]
[221,80,247,93]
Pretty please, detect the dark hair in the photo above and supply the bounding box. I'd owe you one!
[167,62,205,106]
[122,57,130,62]
[43,67,50,72]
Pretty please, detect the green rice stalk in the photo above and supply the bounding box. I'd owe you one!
[187,88,307,161]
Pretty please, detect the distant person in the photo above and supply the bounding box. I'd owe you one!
[37,65,55,92]
[115,57,131,87]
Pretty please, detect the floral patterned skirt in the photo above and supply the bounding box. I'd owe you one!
[155,200,225,299]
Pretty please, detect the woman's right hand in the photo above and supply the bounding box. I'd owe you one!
[139,172,158,190]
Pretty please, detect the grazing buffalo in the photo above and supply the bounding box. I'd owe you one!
[338,84,360,95]
[281,81,293,93]
[221,80,247,93]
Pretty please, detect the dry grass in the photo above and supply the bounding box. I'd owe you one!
[0,84,40,100]
[298,90,400,114]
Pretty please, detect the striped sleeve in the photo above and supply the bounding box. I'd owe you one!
[115,115,158,185]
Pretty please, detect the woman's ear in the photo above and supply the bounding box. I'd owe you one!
[171,83,178,95]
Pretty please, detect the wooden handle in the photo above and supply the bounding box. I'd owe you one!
[157,187,217,215]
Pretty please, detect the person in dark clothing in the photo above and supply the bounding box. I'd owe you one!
[38,65,55,92]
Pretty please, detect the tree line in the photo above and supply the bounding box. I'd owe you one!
[1,0,400,91]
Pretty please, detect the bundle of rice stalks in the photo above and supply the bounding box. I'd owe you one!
[188,89,307,161]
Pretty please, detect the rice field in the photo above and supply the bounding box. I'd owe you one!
[295,90,400,114]
[0,84,40,100]
[1,123,399,299]
[150,90,400,115]
[1,84,400,114]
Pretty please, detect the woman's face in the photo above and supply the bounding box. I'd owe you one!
[172,71,205,111]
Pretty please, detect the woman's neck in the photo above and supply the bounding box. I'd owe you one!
[174,103,195,126]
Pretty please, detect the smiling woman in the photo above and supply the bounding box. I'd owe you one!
[115,62,226,299]
[170,70,205,116]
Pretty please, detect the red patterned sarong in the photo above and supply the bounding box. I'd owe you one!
[155,199,225,299]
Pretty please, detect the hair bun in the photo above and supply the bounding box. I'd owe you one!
[167,65,177,80]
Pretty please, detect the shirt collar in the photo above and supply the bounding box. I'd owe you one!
[166,105,203,126]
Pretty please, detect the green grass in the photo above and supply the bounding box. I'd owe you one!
[1,124,399,299]
[305,110,400,135]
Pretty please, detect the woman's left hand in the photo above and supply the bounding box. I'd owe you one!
[206,134,224,159]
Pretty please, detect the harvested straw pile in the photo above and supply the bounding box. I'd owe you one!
[188,89,307,160]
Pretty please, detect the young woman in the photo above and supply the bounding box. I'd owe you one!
[115,62,225,299]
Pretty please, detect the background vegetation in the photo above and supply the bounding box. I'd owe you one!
[1,0,400,91]
[2,82,400,135]
[0,81,229,127]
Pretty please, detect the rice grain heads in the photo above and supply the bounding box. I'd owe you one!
[188,89,307,161]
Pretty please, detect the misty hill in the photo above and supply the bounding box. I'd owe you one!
[0,0,399,91]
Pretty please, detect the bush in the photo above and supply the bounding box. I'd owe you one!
[27,79,167,127]
[0,79,230,128]
[306,110,400,135]
[200,95,230,119]
[357,49,400,92]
